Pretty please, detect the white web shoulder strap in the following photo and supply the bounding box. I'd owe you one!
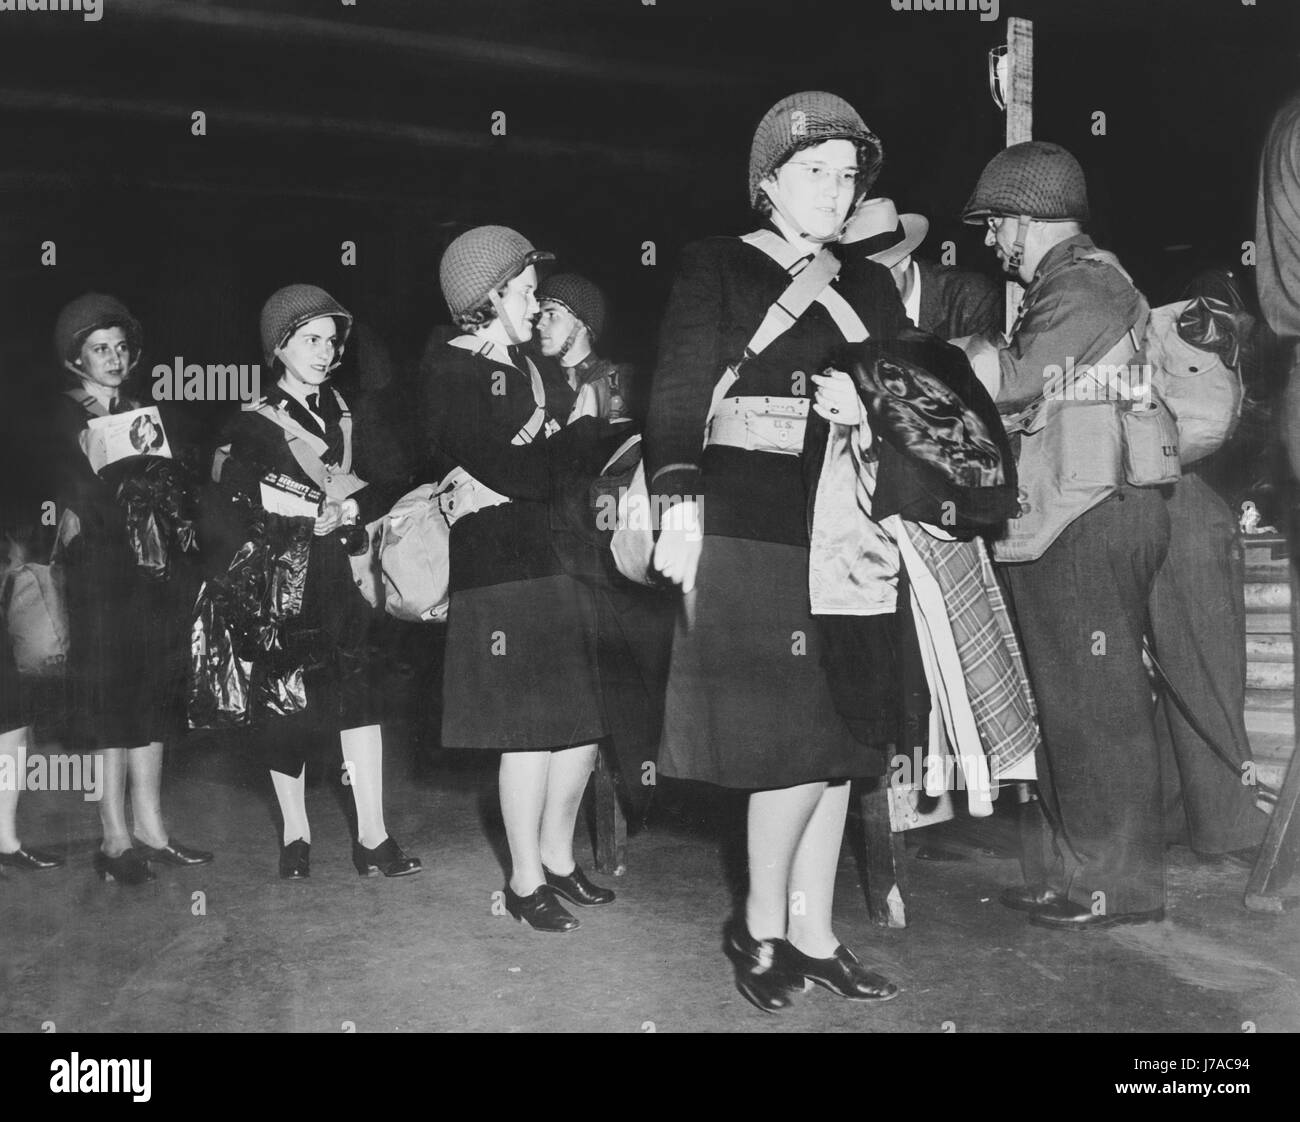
[447,335,552,444]
[703,231,871,423]
[740,229,870,347]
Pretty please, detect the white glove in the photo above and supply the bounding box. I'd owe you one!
[314,499,346,536]
[652,499,703,593]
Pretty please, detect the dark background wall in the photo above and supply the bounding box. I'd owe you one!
[0,0,1297,423]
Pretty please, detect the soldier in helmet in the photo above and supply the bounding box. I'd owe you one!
[533,272,631,423]
[215,285,422,881]
[646,91,904,1010]
[962,141,1171,929]
[422,225,614,933]
[46,294,212,885]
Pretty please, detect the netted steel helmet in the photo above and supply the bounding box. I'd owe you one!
[538,273,606,342]
[54,292,143,365]
[748,91,883,208]
[440,225,555,319]
[260,284,353,365]
[962,141,1090,224]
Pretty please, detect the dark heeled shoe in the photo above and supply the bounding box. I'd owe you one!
[0,846,65,872]
[544,863,615,907]
[134,839,214,867]
[279,839,310,880]
[725,921,800,1013]
[504,884,580,933]
[94,848,155,886]
[352,837,422,878]
[779,942,900,1002]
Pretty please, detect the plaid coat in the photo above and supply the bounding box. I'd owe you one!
[901,522,1039,779]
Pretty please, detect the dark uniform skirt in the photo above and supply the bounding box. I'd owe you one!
[442,573,606,750]
[659,535,872,790]
[63,546,197,752]
[1,632,25,734]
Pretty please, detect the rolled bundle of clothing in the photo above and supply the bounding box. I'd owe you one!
[822,328,1019,534]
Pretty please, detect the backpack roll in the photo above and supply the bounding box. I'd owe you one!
[1082,254,1243,466]
[1148,297,1244,465]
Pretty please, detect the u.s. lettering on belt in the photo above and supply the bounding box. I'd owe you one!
[706,395,811,456]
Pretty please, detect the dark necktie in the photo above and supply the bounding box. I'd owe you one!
[109,396,130,415]
[306,392,323,419]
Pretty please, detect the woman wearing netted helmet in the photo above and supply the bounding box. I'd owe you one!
[214,285,421,881]
[48,293,212,884]
[423,226,613,933]
[644,92,909,1010]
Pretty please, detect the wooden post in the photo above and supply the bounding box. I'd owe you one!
[859,780,908,928]
[1244,516,1300,911]
[1003,16,1034,335]
[591,745,627,877]
[1000,16,1052,864]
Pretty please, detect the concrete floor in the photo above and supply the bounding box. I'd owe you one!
[3,711,1298,1034]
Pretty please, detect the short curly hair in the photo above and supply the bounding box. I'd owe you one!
[454,298,497,333]
[753,137,881,218]
[453,280,516,333]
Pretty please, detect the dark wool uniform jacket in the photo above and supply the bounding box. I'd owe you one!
[915,258,1003,341]
[216,385,407,550]
[52,393,202,619]
[644,231,910,545]
[421,342,583,592]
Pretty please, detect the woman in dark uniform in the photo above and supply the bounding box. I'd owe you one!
[217,285,420,881]
[423,226,612,932]
[645,92,906,1010]
[49,293,212,884]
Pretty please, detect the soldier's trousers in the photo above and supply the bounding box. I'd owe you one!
[1151,472,1267,854]
[1003,487,1171,915]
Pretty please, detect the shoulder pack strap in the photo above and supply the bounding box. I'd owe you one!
[331,387,355,473]
[705,233,867,424]
[1080,249,1134,285]
[65,388,105,419]
[1004,323,1147,436]
[1077,251,1150,394]
[248,401,331,456]
[247,402,332,490]
[740,229,870,346]
[513,357,549,445]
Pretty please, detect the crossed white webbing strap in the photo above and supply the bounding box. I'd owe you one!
[446,335,549,444]
[652,230,874,488]
[704,230,871,423]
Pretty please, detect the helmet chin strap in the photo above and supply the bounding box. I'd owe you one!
[1006,215,1033,276]
[488,290,527,347]
[556,321,584,363]
[761,182,850,246]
